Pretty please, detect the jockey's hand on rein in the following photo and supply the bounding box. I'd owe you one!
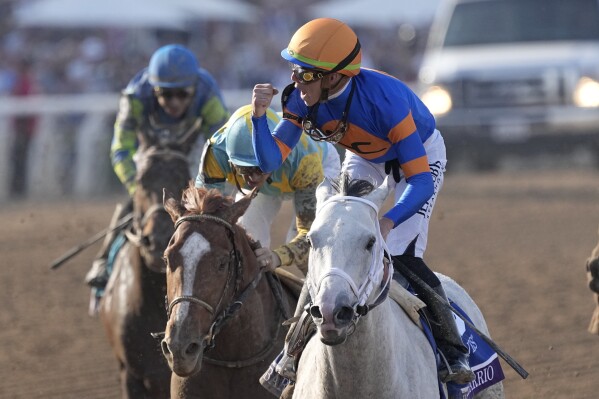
[254,247,281,272]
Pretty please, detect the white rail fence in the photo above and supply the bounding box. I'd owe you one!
[0,90,253,202]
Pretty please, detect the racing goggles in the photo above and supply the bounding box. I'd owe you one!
[229,162,267,176]
[302,117,348,143]
[302,79,356,143]
[291,64,325,84]
[154,86,194,100]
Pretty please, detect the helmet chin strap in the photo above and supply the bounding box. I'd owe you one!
[317,38,360,103]
[318,74,347,103]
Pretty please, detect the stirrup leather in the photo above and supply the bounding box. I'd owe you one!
[285,309,315,358]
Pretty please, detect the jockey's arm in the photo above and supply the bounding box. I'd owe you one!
[381,128,434,228]
[272,156,324,275]
[110,95,142,196]
[197,94,230,139]
[194,140,227,192]
[252,116,303,173]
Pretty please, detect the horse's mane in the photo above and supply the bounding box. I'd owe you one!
[180,182,235,215]
[330,172,375,198]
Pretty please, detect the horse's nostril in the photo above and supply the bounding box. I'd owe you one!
[142,235,151,247]
[335,306,354,323]
[161,340,171,357]
[310,305,323,320]
[185,342,201,357]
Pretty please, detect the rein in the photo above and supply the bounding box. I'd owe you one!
[125,203,169,247]
[165,213,284,368]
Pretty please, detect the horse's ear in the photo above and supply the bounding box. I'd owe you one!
[163,188,185,223]
[366,177,392,209]
[221,189,254,224]
[316,177,335,209]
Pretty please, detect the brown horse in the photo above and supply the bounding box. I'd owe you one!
[161,184,297,399]
[586,229,599,335]
[99,147,191,398]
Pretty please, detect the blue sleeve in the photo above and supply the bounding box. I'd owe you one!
[252,115,282,172]
[383,171,434,227]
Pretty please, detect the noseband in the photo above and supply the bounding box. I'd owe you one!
[308,196,392,319]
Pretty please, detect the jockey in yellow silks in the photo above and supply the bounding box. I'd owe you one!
[196,104,340,274]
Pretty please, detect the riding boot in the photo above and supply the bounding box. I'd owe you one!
[425,284,475,384]
[275,282,315,380]
[85,201,131,288]
[393,254,474,385]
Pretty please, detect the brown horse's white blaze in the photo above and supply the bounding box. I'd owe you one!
[162,231,212,377]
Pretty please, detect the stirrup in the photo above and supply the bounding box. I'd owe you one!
[438,350,475,384]
[259,352,292,397]
[275,352,297,380]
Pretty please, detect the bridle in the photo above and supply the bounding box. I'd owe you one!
[308,195,392,322]
[164,213,284,367]
[125,149,189,249]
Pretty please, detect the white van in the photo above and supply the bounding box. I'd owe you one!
[418,0,599,168]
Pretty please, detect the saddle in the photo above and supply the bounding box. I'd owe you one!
[273,268,304,299]
[388,278,427,327]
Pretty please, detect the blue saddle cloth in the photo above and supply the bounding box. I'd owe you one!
[91,232,127,300]
[420,301,505,399]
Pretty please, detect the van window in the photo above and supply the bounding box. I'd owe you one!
[444,0,599,47]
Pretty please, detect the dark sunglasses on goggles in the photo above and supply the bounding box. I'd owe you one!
[291,64,326,84]
[154,86,194,100]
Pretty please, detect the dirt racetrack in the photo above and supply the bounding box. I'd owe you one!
[1,170,599,398]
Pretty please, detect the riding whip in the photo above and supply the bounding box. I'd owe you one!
[393,259,529,379]
[49,213,133,270]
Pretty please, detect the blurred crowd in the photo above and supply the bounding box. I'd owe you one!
[0,0,431,199]
[0,1,430,97]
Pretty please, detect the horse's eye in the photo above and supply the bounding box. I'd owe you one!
[306,236,313,248]
[366,237,375,251]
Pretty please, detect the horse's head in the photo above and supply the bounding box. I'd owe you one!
[307,173,392,345]
[127,146,191,272]
[160,185,257,377]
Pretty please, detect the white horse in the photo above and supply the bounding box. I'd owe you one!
[292,175,504,399]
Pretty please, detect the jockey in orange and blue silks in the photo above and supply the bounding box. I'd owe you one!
[253,18,475,391]
[111,44,230,196]
[252,29,437,255]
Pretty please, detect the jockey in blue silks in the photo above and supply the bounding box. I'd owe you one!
[85,44,229,291]
[251,18,475,389]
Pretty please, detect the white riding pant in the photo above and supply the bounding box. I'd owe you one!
[341,129,446,258]
[237,143,341,247]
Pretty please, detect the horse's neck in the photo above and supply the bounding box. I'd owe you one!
[331,301,402,364]
[300,300,438,398]
[126,244,164,296]
[209,268,282,358]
